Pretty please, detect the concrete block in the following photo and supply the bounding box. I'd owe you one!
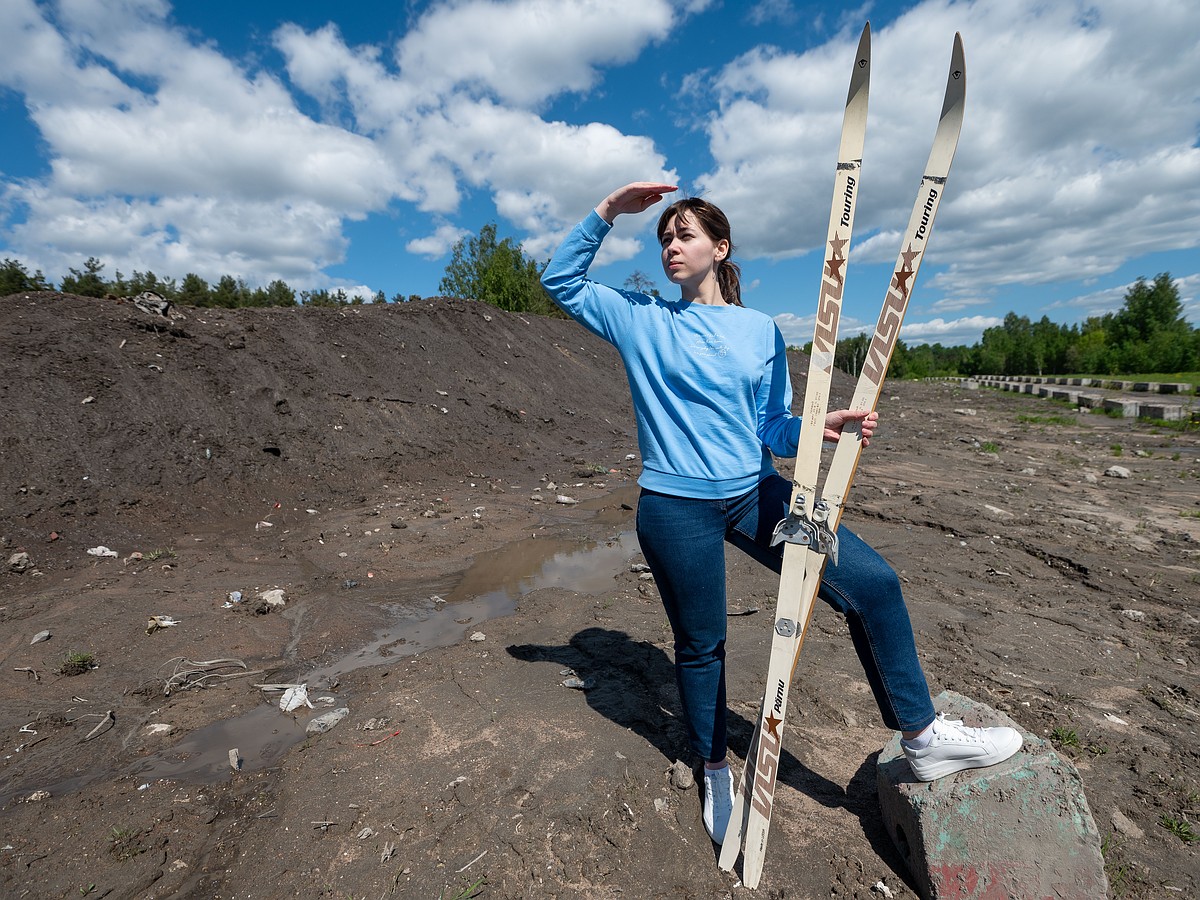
[877,691,1107,900]
[1138,403,1183,421]
[1102,398,1139,417]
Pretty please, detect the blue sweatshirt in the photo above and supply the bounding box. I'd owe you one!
[541,210,801,499]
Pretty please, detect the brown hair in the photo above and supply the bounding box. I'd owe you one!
[655,197,743,307]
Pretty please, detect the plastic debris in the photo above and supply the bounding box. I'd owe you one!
[87,546,118,558]
[145,723,173,735]
[560,667,595,691]
[306,707,349,735]
[469,632,486,642]
[556,495,579,505]
[280,684,313,712]
[259,588,286,607]
[30,630,50,645]
[145,616,180,634]
[164,658,257,695]
[26,790,51,802]
[871,882,895,899]
[82,709,116,742]
[228,748,241,771]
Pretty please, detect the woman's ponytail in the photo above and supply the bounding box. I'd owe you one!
[717,258,743,307]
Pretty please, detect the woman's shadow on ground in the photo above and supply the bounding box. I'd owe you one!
[508,626,912,883]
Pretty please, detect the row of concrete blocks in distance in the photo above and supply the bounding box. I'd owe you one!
[973,375,1196,394]
[980,381,1189,420]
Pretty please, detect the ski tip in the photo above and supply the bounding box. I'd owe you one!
[939,33,966,120]
[847,21,870,102]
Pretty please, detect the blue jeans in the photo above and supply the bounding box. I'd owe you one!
[636,473,936,763]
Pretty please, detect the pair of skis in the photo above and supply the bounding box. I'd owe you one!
[718,24,967,888]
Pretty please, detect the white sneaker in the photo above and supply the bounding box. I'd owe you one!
[903,713,1023,782]
[702,765,734,843]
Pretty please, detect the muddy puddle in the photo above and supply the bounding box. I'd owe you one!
[114,499,643,791]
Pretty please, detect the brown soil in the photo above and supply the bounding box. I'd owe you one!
[1,291,1196,899]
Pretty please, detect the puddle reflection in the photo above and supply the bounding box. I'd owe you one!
[123,524,642,787]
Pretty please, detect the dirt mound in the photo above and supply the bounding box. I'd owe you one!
[1,292,644,538]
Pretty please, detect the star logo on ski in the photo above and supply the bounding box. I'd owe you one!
[892,245,920,299]
[825,234,849,285]
[764,712,783,738]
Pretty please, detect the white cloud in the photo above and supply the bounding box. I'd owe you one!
[420,95,673,238]
[900,315,1003,346]
[1177,273,1200,325]
[0,0,681,289]
[407,223,470,259]
[8,188,351,286]
[927,295,991,314]
[1051,272,1200,325]
[0,0,134,105]
[776,309,1002,348]
[392,0,675,107]
[1,0,1197,311]
[274,23,419,130]
[698,0,1200,310]
[774,311,874,346]
[746,0,799,28]
[275,4,678,244]
[338,283,379,302]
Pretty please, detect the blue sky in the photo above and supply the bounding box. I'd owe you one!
[1,0,1197,347]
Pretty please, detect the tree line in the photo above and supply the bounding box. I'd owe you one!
[806,273,1198,379]
[3,226,1195,377]
[0,220,559,315]
[0,255,411,308]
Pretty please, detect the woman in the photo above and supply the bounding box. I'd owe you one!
[540,182,1021,844]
